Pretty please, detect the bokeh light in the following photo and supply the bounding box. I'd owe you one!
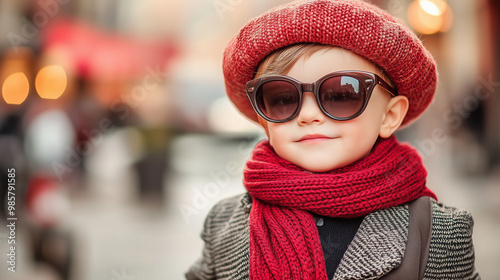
[35,65,68,99]
[408,0,453,34]
[2,72,30,105]
[419,0,447,16]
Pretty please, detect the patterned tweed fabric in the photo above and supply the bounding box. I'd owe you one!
[186,193,480,280]
[222,0,437,127]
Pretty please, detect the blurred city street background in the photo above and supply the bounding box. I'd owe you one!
[0,0,499,279]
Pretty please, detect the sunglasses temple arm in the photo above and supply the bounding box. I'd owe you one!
[377,78,398,97]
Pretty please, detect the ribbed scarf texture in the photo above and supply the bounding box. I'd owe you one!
[243,135,437,280]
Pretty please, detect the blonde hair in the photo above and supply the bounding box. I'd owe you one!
[254,43,394,87]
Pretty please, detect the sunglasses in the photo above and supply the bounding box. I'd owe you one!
[246,70,398,123]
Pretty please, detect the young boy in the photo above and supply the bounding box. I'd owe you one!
[186,0,479,279]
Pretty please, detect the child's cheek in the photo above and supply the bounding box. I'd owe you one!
[257,117,270,138]
[266,122,291,144]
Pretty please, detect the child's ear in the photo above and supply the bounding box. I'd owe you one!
[379,96,409,138]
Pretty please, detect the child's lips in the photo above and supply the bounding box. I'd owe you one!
[296,134,336,143]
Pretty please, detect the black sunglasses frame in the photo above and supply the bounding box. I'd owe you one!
[246,70,398,123]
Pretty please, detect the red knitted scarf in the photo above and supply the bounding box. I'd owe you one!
[243,135,436,279]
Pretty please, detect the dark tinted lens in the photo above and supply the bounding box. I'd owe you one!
[256,80,300,121]
[319,76,365,118]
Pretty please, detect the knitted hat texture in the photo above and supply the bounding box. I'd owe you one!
[223,0,438,126]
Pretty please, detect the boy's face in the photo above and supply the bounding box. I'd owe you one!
[259,47,396,172]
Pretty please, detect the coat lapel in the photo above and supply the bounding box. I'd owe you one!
[334,204,410,280]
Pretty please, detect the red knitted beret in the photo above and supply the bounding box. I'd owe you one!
[223,0,437,127]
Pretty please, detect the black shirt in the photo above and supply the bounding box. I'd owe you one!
[313,214,364,279]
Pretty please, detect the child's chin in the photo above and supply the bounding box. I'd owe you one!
[297,161,349,173]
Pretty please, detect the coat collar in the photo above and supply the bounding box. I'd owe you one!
[334,204,409,280]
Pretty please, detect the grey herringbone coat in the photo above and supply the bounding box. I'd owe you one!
[186,193,480,280]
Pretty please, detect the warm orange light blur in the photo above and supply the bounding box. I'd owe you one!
[35,65,68,99]
[419,0,447,16]
[2,72,30,105]
[408,0,453,35]
[438,6,453,33]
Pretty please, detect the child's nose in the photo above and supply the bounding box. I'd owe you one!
[297,92,326,125]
